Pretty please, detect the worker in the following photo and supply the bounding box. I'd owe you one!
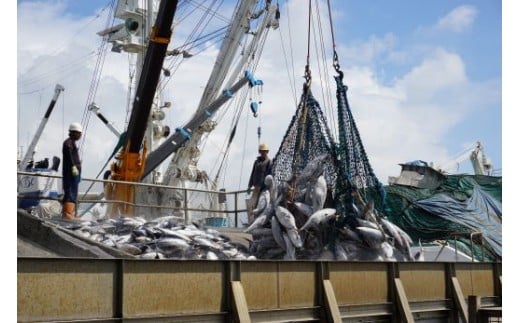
[62,122,83,220]
[247,143,272,222]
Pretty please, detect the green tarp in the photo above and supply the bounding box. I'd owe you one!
[376,175,502,261]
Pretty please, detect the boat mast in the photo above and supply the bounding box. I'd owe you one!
[151,0,279,221]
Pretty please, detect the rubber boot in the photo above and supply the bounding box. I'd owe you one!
[62,202,76,220]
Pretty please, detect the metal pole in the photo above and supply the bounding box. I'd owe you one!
[19,84,65,170]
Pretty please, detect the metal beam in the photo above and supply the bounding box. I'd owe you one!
[323,279,341,322]
[142,74,252,177]
[231,281,251,323]
[451,276,469,323]
[394,278,415,323]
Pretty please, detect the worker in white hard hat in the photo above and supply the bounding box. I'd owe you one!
[61,122,83,220]
[246,143,272,223]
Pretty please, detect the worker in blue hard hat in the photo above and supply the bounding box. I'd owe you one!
[62,122,83,220]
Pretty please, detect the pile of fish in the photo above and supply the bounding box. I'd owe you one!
[48,215,255,260]
[245,154,423,261]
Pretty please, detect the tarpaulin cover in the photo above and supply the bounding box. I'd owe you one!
[414,186,501,257]
[380,175,502,261]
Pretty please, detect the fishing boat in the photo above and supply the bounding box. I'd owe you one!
[17,0,501,321]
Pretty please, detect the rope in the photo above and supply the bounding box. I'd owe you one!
[278,2,298,107]
[326,0,342,76]
[311,1,336,142]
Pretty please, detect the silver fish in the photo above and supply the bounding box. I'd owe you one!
[339,227,362,243]
[270,216,286,251]
[193,236,223,251]
[380,218,403,247]
[157,227,192,241]
[244,213,268,233]
[293,201,314,218]
[378,241,395,260]
[275,206,297,231]
[356,218,379,230]
[305,175,327,212]
[283,232,296,260]
[335,242,348,260]
[116,242,143,255]
[356,227,386,248]
[205,251,219,260]
[252,189,270,217]
[140,252,165,259]
[295,154,329,188]
[156,237,191,251]
[286,228,303,248]
[299,208,336,231]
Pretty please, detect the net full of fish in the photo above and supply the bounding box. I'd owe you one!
[245,156,424,261]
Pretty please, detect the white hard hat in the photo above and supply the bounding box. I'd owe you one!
[69,122,83,133]
[258,143,269,151]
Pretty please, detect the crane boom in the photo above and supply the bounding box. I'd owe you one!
[124,0,178,153]
[105,0,179,217]
[142,72,261,178]
[19,84,65,170]
[436,141,493,175]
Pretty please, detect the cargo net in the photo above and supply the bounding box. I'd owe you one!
[333,74,385,221]
[335,74,382,191]
[271,88,337,193]
[247,78,418,261]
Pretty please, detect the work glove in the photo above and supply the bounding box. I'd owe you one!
[71,166,79,177]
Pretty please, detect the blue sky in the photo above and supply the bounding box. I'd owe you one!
[15,0,505,185]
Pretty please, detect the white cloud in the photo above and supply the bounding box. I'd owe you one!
[342,33,397,65]
[435,5,478,33]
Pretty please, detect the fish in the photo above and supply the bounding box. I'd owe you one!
[356,218,380,230]
[193,236,223,251]
[380,218,403,247]
[282,232,296,260]
[275,205,298,231]
[244,213,268,233]
[299,208,337,231]
[270,216,286,250]
[205,251,219,260]
[335,242,348,260]
[155,237,191,251]
[274,181,291,207]
[115,242,143,255]
[140,252,165,259]
[292,201,314,218]
[338,227,362,243]
[156,227,192,241]
[286,228,303,248]
[378,241,395,260]
[295,154,329,188]
[356,227,386,249]
[303,175,327,212]
[264,174,275,192]
[252,189,270,217]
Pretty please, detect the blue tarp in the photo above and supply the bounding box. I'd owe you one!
[414,186,502,257]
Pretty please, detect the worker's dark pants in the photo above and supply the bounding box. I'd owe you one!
[62,174,79,204]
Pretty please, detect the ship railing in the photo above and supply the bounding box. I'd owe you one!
[17,170,250,228]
